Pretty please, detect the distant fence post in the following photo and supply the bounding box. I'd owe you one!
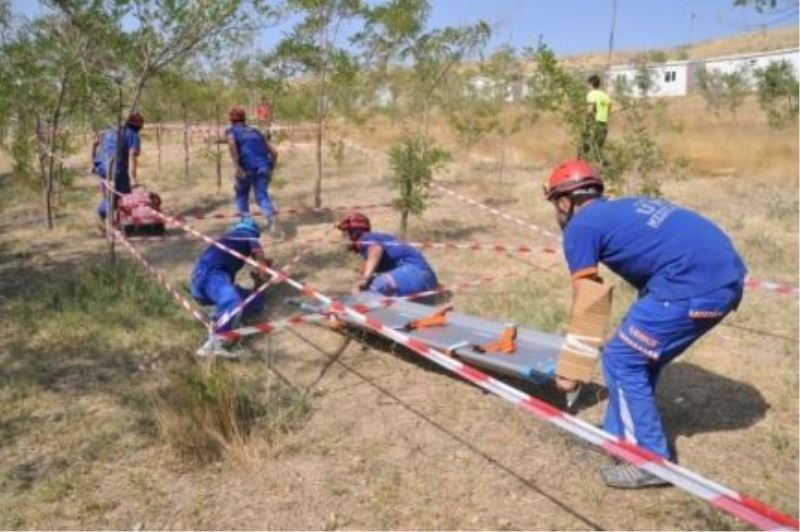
[182,101,189,181]
[215,104,222,192]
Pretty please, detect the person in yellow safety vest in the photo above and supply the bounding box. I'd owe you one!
[581,74,611,160]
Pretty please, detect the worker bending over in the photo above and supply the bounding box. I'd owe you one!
[90,112,144,220]
[336,212,438,297]
[191,218,272,358]
[544,159,746,489]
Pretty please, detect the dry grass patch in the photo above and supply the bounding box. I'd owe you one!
[154,362,311,467]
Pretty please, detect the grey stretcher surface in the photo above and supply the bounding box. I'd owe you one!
[338,293,563,383]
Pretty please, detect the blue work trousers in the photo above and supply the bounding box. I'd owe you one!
[368,264,438,297]
[235,170,275,227]
[602,281,744,459]
[191,267,265,333]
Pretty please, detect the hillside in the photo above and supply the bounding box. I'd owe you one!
[555,24,798,71]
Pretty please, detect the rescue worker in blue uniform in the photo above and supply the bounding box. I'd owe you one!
[191,218,273,358]
[225,107,279,231]
[336,212,438,297]
[90,112,144,220]
[544,159,747,489]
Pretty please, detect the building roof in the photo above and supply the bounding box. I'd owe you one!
[702,46,799,64]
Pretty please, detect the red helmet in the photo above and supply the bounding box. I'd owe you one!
[336,212,371,233]
[229,106,246,123]
[127,112,144,129]
[543,159,604,201]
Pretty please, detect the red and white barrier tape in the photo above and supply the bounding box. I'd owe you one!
[114,230,211,329]
[123,234,561,259]
[433,182,562,241]
[166,202,392,224]
[214,242,318,331]
[218,313,326,341]
[744,277,800,296]
[138,197,797,530]
[219,270,522,342]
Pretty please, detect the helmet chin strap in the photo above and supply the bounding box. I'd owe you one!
[557,196,577,228]
[348,230,363,252]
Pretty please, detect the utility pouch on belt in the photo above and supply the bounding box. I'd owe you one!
[556,279,613,382]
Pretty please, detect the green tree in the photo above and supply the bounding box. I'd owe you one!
[0,12,108,228]
[356,0,488,230]
[269,0,364,208]
[695,66,749,117]
[387,136,450,236]
[445,46,524,180]
[526,43,586,155]
[632,55,657,98]
[528,42,665,196]
[753,60,799,129]
[357,0,489,134]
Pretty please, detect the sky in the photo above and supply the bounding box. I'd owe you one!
[10,0,799,58]
[419,0,798,55]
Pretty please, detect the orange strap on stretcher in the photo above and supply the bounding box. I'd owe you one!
[403,304,453,331]
[474,324,517,354]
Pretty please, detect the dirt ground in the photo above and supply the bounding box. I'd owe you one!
[0,122,797,530]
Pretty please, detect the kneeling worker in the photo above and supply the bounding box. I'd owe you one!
[336,213,438,296]
[544,159,746,489]
[191,218,273,357]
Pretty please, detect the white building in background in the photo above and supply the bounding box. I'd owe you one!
[603,47,799,98]
[607,59,695,98]
[702,47,800,83]
[380,46,800,104]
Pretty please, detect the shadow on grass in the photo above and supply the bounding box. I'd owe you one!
[660,361,768,442]
[0,250,203,444]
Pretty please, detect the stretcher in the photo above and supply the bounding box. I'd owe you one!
[292,291,564,385]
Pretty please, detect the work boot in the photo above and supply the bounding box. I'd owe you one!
[601,463,670,489]
[195,337,240,360]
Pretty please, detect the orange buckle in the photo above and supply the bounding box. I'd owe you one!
[474,324,517,354]
[403,304,453,331]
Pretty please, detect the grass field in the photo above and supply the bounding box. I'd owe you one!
[0,76,797,529]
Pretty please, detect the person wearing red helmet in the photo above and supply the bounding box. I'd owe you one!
[336,213,438,297]
[225,106,279,231]
[90,112,144,220]
[545,159,747,489]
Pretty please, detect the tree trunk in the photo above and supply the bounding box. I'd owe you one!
[314,113,323,208]
[215,104,222,192]
[423,98,430,137]
[44,73,69,229]
[314,68,326,208]
[313,7,331,209]
[56,161,64,207]
[156,119,162,179]
[35,120,50,229]
[498,147,506,183]
[400,209,409,239]
[182,101,189,181]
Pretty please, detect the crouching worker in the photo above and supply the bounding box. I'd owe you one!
[336,212,438,296]
[544,159,747,489]
[191,218,273,358]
